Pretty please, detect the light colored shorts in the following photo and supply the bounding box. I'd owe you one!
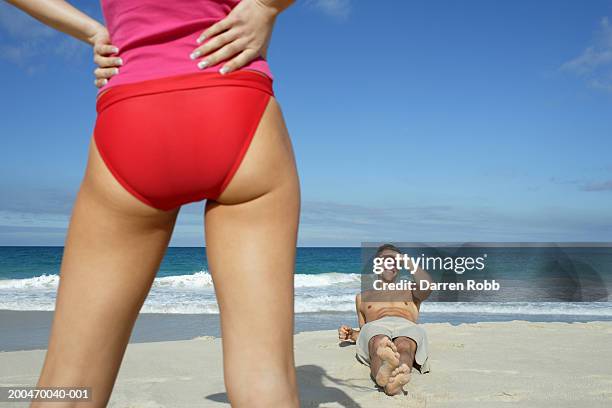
[356,316,431,374]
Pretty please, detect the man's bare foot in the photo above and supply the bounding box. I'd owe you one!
[384,363,411,396]
[374,338,400,387]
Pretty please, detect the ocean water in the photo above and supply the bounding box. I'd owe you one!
[0,246,611,323]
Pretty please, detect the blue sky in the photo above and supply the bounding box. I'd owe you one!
[1,0,611,246]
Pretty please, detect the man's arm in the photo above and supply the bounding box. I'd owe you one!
[338,293,365,342]
[409,258,435,304]
[351,293,366,341]
[355,293,365,328]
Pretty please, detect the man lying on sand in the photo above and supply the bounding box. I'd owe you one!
[338,244,433,395]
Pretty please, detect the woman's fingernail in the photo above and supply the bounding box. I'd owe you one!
[196,35,205,44]
[111,46,119,53]
[190,50,201,60]
[219,66,230,75]
[117,58,123,65]
[198,60,209,69]
[102,79,108,85]
[113,68,119,75]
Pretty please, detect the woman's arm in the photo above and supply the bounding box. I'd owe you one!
[256,0,295,14]
[6,0,121,87]
[6,0,104,45]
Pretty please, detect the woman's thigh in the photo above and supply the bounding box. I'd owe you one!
[204,96,300,404]
[34,136,180,407]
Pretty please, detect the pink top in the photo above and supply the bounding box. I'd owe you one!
[97,0,273,97]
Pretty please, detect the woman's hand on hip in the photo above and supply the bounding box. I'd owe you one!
[91,26,122,88]
[190,0,281,74]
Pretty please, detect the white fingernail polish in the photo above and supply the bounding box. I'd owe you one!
[102,79,108,85]
[219,66,229,75]
[113,68,119,75]
[190,50,201,60]
[117,58,123,65]
[198,60,208,69]
[111,46,119,53]
[196,36,205,44]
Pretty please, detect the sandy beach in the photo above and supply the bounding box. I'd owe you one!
[0,320,611,407]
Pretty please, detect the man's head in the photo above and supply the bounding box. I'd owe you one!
[373,243,402,283]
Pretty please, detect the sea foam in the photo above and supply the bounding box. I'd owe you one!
[1,272,611,316]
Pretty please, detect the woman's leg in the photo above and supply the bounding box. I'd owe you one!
[205,96,301,407]
[32,136,180,407]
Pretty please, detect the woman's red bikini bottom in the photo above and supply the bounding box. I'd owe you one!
[93,70,273,211]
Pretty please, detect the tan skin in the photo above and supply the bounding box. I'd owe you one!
[7,0,299,407]
[338,248,433,395]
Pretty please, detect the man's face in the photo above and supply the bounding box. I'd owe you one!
[377,249,401,283]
